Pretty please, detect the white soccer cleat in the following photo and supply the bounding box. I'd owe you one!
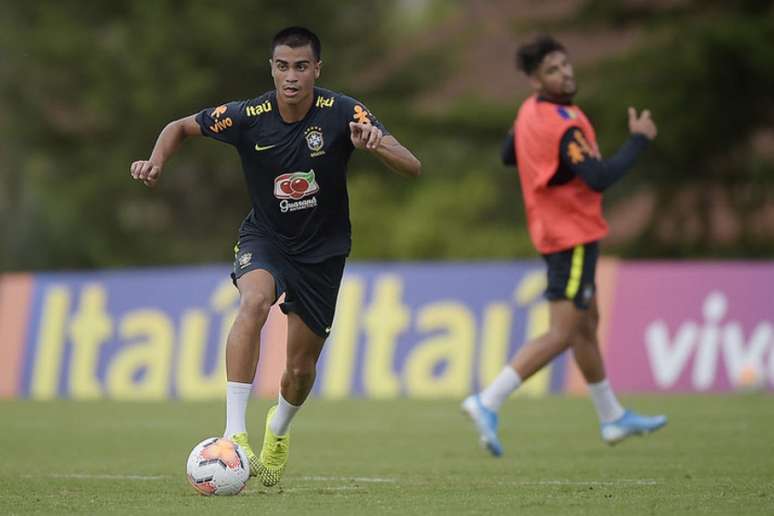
[601,409,667,445]
[461,394,503,457]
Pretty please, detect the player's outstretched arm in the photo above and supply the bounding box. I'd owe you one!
[559,107,656,192]
[130,115,202,187]
[349,122,421,178]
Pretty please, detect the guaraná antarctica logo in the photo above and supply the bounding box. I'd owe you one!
[273,170,320,213]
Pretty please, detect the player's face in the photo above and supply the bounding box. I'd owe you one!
[530,50,576,100]
[270,44,321,106]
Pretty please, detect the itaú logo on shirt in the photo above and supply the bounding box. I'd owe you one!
[274,170,319,213]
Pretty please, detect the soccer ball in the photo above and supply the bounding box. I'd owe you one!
[186,437,250,496]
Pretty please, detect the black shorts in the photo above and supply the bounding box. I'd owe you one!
[542,241,599,310]
[231,234,345,339]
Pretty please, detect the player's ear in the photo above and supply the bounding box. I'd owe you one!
[314,60,322,80]
[269,59,275,78]
[528,74,542,91]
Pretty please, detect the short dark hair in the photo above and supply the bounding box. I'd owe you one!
[516,35,565,75]
[271,26,321,61]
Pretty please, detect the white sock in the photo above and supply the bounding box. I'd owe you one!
[269,392,301,436]
[588,379,625,423]
[224,381,252,436]
[479,366,522,411]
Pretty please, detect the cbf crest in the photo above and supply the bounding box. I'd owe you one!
[238,252,252,269]
[304,126,325,157]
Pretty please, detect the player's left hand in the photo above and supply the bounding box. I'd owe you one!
[628,107,658,140]
[349,122,383,151]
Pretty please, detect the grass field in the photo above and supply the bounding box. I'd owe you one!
[1,395,772,515]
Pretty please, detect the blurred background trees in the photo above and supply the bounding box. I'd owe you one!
[1,0,773,271]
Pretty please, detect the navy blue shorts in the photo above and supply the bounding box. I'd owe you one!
[542,241,599,310]
[231,234,345,339]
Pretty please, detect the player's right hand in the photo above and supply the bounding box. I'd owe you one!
[628,107,657,140]
[130,160,162,187]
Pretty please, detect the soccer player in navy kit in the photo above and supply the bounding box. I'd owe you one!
[130,27,421,486]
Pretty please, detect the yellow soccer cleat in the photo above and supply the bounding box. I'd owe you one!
[229,432,259,477]
[257,405,290,487]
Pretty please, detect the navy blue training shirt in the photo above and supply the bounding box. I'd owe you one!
[196,87,388,262]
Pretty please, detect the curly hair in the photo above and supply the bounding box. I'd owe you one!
[516,35,565,75]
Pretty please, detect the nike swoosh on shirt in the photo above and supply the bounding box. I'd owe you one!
[255,144,278,152]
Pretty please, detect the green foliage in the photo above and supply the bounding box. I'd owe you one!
[577,6,774,257]
[1,0,773,270]
[0,0,392,270]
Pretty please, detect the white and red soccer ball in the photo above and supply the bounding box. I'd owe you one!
[186,437,250,496]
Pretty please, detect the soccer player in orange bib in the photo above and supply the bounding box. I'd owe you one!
[463,35,666,456]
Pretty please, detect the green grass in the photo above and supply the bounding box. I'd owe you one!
[0,396,772,515]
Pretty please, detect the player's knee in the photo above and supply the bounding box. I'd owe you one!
[545,326,574,350]
[238,290,272,323]
[287,362,316,385]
